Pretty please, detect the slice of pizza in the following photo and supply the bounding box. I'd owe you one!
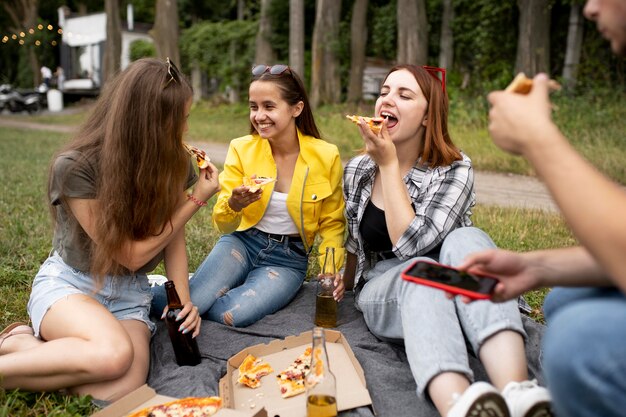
[346,114,385,134]
[276,347,312,398]
[126,396,222,417]
[242,175,276,192]
[184,142,211,169]
[237,354,274,389]
[505,73,561,95]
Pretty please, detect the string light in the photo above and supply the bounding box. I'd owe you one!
[1,22,62,48]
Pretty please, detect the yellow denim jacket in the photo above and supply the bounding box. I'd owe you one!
[212,130,346,269]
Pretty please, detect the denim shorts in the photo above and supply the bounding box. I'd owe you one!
[27,253,156,337]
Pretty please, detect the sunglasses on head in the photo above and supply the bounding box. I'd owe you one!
[252,64,291,76]
[422,66,446,95]
[164,57,180,89]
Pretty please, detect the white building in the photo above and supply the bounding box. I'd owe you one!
[57,5,152,94]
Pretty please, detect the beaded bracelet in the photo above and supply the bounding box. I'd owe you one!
[187,193,207,207]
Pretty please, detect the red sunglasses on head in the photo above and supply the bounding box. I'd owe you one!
[422,66,446,95]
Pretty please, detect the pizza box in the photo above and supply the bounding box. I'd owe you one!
[219,329,373,417]
[91,384,267,417]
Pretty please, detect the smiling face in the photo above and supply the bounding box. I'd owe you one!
[375,69,429,146]
[248,80,303,141]
[584,0,626,56]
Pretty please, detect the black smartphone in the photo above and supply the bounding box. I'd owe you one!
[401,260,498,300]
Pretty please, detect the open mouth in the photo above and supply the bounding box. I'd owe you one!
[380,111,398,129]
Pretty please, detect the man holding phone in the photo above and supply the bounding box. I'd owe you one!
[459,1,626,416]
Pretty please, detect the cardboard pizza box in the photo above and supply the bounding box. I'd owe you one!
[91,384,266,417]
[219,329,373,417]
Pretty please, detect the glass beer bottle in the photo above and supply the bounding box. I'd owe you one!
[164,281,201,366]
[315,247,337,328]
[305,327,338,417]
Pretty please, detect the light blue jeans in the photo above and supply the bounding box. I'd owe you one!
[542,287,626,417]
[356,227,525,396]
[151,228,309,327]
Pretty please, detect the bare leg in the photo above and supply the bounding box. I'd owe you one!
[69,319,150,401]
[0,295,135,398]
[428,372,471,416]
[479,330,528,390]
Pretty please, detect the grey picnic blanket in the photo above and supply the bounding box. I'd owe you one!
[147,282,545,417]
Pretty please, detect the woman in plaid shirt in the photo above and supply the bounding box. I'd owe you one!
[339,65,552,417]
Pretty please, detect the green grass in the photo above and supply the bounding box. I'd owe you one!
[0,91,591,415]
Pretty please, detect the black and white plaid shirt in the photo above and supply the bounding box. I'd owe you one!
[343,153,475,288]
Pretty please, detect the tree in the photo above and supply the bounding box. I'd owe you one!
[255,0,275,65]
[515,0,551,76]
[310,0,342,108]
[347,0,368,102]
[103,0,121,84]
[562,2,585,91]
[397,0,428,65]
[289,0,305,77]
[3,0,40,87]
[438,0,454,70]
[152,0,180,64]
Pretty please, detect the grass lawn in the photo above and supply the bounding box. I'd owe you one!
[2,87,614,415]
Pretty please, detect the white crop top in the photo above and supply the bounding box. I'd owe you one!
[254,191,299,235]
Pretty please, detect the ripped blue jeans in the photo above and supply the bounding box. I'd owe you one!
[151,228,309,327]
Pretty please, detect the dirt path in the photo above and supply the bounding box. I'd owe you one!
[0,116,558,212]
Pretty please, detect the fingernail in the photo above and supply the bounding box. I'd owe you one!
[182,328,190,334]
[161,313,165,320]
[179,325,186,332]
[176,314,183,321]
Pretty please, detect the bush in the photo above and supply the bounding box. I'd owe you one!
[129,39,156,62]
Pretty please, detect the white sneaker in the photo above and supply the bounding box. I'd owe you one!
[501,380,553,417]
[447,381,510,417]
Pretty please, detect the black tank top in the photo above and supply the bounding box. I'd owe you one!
[359,200,393,253]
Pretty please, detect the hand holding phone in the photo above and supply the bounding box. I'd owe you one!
[401,260,499,300]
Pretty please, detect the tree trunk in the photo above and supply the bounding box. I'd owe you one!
[228,0,246,103]
[397,0,428,65]
[4,0,40,86]
[103,0,121,84]
[347,0,368,103]
[152,0,180,64]
[438,0,454,70]
[515,0,551,76]
[289,0,305,78]
[311,0,342,108]
[255,0,276,65]
[562,3,584,91]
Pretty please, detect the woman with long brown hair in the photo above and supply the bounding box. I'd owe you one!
[339,65,552,417]
[0,58,219,400]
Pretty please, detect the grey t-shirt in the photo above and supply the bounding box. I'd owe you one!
[50,150,198,273]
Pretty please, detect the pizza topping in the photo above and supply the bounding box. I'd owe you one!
[125,396,222,417]
[237,354,274,389]
[346,114,385,134]
[242,175,276,192]
[276,347,312,398]
[505,73,561,95]
[183,142,211,169]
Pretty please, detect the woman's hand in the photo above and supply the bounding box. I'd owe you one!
[317,272,345,302]
[194,161,221,202]
[358,118,397,168]
[228,185,262,212]
[161,301,202,338]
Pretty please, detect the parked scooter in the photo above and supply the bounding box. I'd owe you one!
[0,84,46,114]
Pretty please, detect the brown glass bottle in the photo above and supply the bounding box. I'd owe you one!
[305,327,338,417]
[315,247,337,328]
[164,281,201,366]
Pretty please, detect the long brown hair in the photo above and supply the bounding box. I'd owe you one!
[384,64,461,167]
[49,58,193,278]
[249,66,322,139]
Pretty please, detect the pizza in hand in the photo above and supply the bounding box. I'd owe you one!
[126,396,222,417]
[346,115,385,134]
[276,347,312,398]
[505,73,561,94]
[184,142,211,169]
[242,175,276,192]
[237,354,274,389]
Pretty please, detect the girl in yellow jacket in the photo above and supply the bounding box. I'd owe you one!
[152,65,345,327]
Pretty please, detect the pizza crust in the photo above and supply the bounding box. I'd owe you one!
[126,396,222,417]
[242,176,276,192]
[346,115,384,134]
[237,354,274,388]
[505,73,561,94]
[184,142,211,169]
